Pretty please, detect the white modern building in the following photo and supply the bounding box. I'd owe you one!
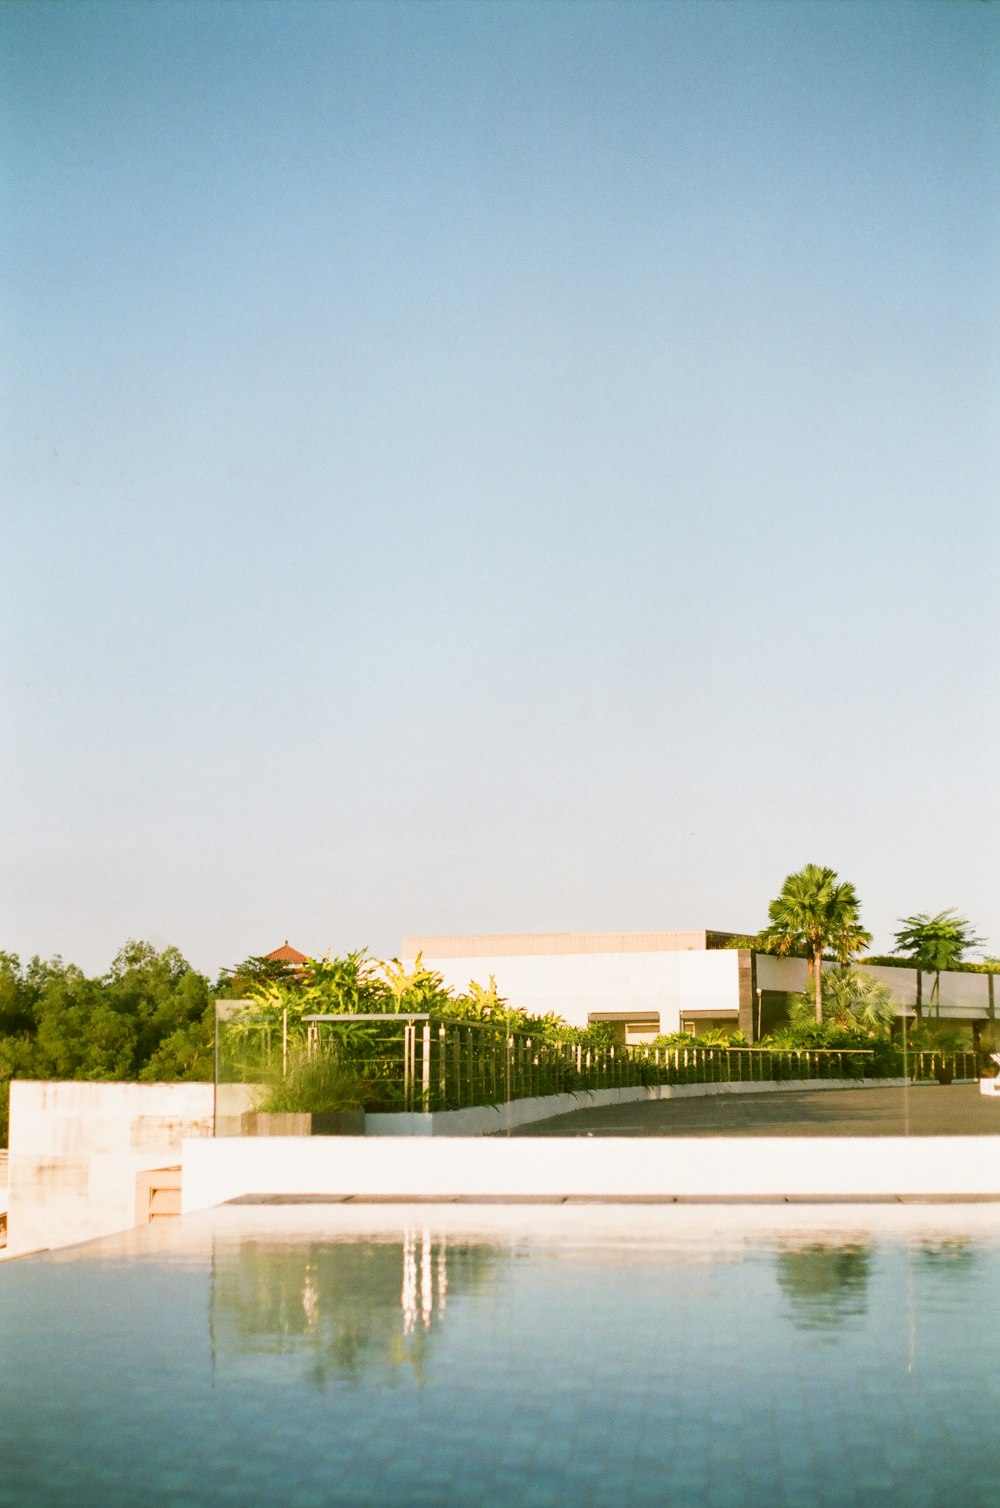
[403,930,998,1042]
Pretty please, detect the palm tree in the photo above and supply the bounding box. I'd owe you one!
[822,968,895,1033]
[893,911,983,1018]
[759,864,872,1024]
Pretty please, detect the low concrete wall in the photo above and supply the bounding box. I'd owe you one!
[363,1078,911,1136]
[181,1132,1000,1211]
[6,1081,214,1256]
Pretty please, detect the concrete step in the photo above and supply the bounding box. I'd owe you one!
[135,1166,181,1224]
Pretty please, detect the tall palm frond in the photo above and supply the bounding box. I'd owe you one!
[893,911,983,1017]
[759,864,871,1025]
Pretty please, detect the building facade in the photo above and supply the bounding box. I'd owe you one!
[403,930,997,1042]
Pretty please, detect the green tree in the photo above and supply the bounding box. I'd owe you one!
[105,942,213,1073]
[893,911,983,1018]
[214,955,300,999]
[0,952,38,1038]
[0,943,215,1143]
[758,864,871,1025]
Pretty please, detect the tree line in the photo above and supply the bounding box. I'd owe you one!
[0,941,218,1144]
[1,865,993,1141]
[0,943,606,1144]
[758,863,990,1023]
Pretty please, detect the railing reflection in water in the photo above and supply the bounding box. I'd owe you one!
[401,1227,447,1336]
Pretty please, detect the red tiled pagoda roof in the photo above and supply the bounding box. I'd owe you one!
[264,942,309,965]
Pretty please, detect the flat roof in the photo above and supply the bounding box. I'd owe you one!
[403,929,740,958]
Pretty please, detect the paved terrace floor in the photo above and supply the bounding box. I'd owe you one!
[504,1083,1000,1138]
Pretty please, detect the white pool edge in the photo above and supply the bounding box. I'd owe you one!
[181,1133,1000,1212]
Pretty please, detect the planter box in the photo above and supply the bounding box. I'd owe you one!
[932,1066,955,1086]
[239,1111,365,1137]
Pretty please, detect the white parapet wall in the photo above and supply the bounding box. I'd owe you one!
[181,1132,1000,1212]
[6,1080,215,1256]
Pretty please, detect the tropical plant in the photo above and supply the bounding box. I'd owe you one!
[303,951,391,1014]
[758,865,871,1025]
[893,911,984,1018]
[229,951,392,1052]
[764,1020,899,1077]
[380,954,452,1013]
[228,979,313,1043]
[214,954,302,998]
[790,968,894,1034]
[460,974,506,1020]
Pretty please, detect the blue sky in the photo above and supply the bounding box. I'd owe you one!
[3,0,997,977]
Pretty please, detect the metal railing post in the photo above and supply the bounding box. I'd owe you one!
[422,1021,432,1112]
[403,1021,414,1112]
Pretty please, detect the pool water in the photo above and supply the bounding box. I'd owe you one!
[1,1203,997,1507]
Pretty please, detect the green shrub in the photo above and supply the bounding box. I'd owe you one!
[254,1051,367,1115]
[649,1028,747,1049]
[905,1021,970,1054]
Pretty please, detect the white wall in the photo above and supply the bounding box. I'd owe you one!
[754,955,808,992]
[676,950,741,1018]
[6,1081,214,1256]
[919,968,995,1017]
[181,1132,1000,1211]
[410,948,742,1034]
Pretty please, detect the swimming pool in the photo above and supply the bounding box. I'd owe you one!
[2,1202,997,1506]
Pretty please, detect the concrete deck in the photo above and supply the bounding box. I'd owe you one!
[504,1083,1000,1137]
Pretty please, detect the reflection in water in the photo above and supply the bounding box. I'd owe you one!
[4,1206,1000,1508]
[211,1228,499,1387]
[400,1228,451,1335]
[774,1242,872,1332]
[775,1232,984,1343]
[211,1214,990,1394]
[914,1237,977,1271]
